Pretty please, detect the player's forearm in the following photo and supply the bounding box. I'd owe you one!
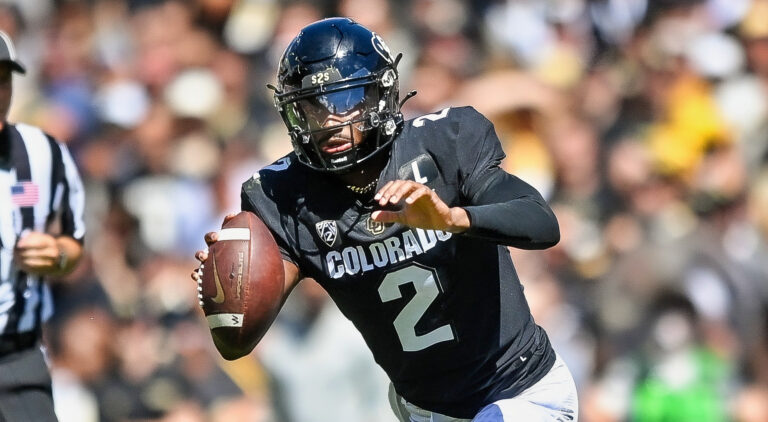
[462,200,559,248]
[461,171,560,248]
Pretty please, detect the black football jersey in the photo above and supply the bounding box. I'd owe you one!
[241,106,556,418]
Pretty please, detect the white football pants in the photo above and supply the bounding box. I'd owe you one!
[388,354,578,422]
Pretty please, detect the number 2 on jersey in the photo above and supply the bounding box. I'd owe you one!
[412,108,450,127]
[378,264,455,352]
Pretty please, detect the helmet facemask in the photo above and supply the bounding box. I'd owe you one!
[273,58,402,173]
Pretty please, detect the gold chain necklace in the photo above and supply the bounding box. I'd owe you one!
[346,178,379,195]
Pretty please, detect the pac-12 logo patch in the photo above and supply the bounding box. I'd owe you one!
[315,220,338,247]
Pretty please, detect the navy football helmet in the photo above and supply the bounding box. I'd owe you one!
[271,18,404,172]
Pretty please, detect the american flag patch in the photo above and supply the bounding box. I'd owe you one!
[11,181,39,207]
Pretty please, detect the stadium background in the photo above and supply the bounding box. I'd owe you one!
[3,0,768,420]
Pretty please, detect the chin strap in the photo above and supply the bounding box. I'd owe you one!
[399,90,417,108]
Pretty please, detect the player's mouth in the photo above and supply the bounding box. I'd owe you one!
[321,136,353,154]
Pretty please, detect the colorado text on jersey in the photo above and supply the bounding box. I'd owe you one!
[324,228,452,279]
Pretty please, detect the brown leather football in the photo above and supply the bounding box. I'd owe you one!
[200,211,285,360]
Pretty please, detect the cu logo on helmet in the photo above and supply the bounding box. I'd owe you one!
[371,33,392,63]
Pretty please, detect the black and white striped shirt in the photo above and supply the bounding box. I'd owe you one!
[0,122,85,336]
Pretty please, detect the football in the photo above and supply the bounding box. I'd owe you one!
[200,211,285,360]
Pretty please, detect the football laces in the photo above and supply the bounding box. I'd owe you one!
[197,264,204,307]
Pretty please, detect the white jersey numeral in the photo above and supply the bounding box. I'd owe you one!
[378,264,455,352]
[262,157,291,172]
[412,108,450,127]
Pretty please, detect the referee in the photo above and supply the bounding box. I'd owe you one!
[0,31,85,421]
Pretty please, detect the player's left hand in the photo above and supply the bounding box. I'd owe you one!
[13,231,62,275]
[371,180,470,232]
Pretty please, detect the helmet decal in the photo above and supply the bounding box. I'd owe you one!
[302,67,343,88]
[372,33,393,63]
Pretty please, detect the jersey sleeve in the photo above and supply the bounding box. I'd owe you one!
[53,139,86,243]
[240,173,301,267]
[455,108,560,249]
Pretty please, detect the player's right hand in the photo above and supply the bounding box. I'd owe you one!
[372,180,470,233]
[191,213,237,282]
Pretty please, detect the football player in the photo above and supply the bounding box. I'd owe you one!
[194,18,578,421]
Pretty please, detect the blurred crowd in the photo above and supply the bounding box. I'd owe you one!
[3,0,768,420]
